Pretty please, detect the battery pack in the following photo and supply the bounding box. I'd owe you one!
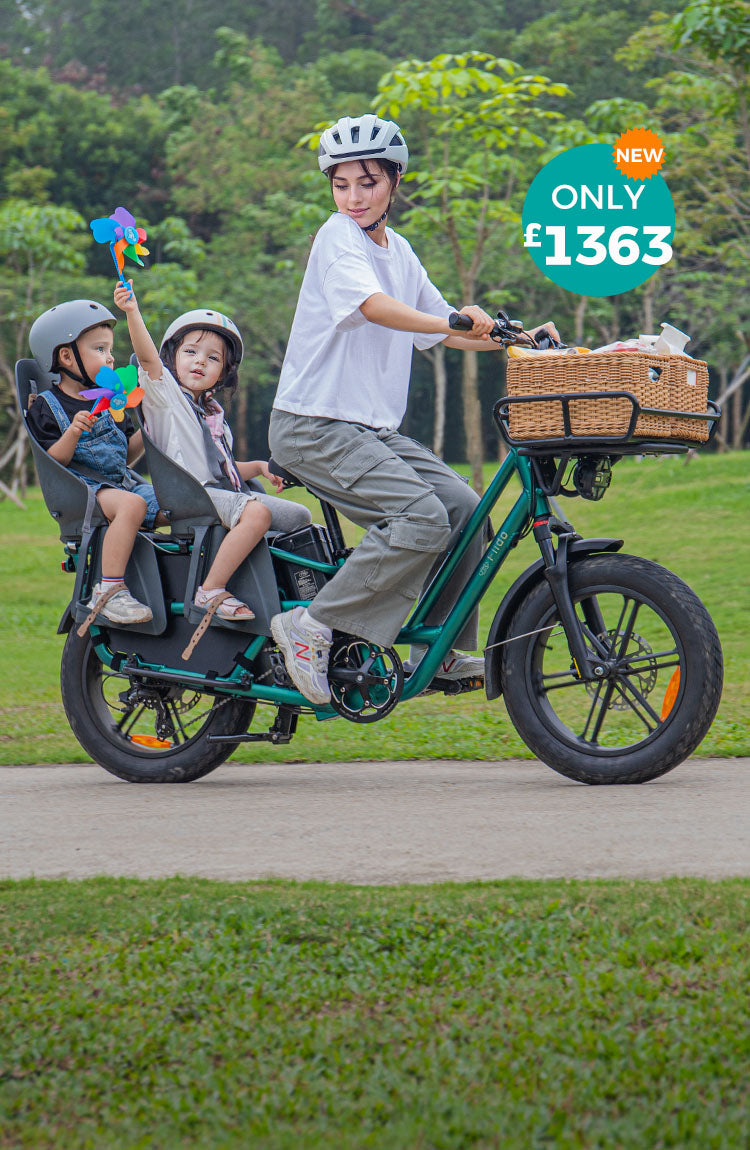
[271,524,335,602]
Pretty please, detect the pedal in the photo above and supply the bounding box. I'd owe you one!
[432,675,485,695]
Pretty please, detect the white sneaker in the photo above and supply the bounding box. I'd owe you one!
[87,582,153,625]
[405,650,485,682]
[270,607,332,705]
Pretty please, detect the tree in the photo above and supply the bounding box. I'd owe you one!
[618,0,750,443]
[0,199,88,502]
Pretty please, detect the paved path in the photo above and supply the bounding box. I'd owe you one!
[1,759,748,883]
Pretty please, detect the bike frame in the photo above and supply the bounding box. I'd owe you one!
[89,448,551,715]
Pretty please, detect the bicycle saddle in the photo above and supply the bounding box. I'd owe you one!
[268,459,301,488]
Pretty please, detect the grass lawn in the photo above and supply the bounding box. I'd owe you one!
[1,877,749,1148]
[1,451,748,765]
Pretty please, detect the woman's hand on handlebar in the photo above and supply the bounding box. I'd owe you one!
[447,306,496,341]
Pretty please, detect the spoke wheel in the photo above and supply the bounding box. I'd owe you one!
[60,630,256,783]
[500,554,723,784]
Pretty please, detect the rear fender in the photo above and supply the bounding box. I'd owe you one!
[57,603,75,634]
[485,537,623,700]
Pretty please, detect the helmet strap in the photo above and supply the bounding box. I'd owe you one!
[59,341,96,389]
[364,210,388,233]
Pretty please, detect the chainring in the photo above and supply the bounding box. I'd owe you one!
[327,637,403,723]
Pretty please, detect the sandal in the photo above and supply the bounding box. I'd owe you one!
[193,593,255,621]
[194,586,255,620]
[182,588,255,662]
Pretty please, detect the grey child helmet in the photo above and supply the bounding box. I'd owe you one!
[159,309,244,364]
[318,114,409,175]
[29,300,116,376]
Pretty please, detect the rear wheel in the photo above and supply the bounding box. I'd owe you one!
[60,630,256,783]
[500,554,723,784]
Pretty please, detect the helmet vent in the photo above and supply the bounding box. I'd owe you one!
[351,126,360,142]
[332,131,341,145]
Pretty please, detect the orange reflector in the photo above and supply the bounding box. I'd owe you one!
[660,668,680,720]
[129,734,173,748]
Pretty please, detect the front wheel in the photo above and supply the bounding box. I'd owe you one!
[60,630,256,783]
[500,554,723,784]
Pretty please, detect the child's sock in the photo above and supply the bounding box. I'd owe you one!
[299,607,331,637]
[100,576,125,589]
[198,584,227,600]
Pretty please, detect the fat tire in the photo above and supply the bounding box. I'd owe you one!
[500,554,723,784]
[60,630,256,783]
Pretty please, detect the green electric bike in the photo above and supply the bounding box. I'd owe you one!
[16,312,723,785]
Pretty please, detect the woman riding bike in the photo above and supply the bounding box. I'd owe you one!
[269,113,557,704]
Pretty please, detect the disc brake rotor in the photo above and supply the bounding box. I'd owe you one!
[585,629,657,709]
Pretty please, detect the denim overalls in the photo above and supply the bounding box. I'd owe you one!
[39,390,159,529]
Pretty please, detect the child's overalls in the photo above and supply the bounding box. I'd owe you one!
[39,390,160,530]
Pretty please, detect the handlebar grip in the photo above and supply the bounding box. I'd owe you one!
[448,311,474,331]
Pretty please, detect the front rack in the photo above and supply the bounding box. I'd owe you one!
[493,392,721,456]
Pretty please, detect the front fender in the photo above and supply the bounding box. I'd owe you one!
[485,537,623,700]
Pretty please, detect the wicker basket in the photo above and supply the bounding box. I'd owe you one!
[506,352,710,443]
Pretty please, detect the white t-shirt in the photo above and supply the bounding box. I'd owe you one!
[273,212,454,429]
[138,363,235,487]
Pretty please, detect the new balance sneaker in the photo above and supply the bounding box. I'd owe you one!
[270,607,332,705]
[86,582,153,625]
[405,649,485,682]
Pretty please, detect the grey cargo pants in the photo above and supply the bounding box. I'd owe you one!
[269,409,483,650]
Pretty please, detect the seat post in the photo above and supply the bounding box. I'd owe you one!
[320,500,347,557]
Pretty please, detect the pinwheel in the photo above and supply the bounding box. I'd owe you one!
[89,206,149,286]
[81,364,144,421]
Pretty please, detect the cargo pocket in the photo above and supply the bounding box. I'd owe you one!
[389,517,451,554]
[329,436,394,489]
[363,517,450,598]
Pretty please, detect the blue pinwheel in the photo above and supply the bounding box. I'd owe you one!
[89,206,149,286]
[81,364,144,421]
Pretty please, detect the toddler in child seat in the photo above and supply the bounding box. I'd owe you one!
[114,281,311,624]
[27,299,167,628]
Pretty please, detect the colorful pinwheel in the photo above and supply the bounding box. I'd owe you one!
[89,206,149,286]
[81,364,144,421]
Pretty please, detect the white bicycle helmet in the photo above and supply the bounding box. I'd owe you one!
[318,114,409,175]
[160,309,243,364]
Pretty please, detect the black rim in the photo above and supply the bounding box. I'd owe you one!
[527,584,685,757]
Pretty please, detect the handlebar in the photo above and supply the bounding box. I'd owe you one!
[448,309,565,350]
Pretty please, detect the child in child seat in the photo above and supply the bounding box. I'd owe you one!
[114,281,311,624]
[27,299,167,629]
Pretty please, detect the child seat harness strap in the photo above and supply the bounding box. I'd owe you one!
[180,390,245,492]
[38,390,98,536]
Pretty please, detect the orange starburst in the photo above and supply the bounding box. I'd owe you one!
[613,128,665,181]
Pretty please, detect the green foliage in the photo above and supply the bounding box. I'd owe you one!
[0,61,169,225]
[673,0,750,67]
[0,1,749,463]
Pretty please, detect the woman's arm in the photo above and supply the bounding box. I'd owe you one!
[359,294,495,341]
[113,281,163,381]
